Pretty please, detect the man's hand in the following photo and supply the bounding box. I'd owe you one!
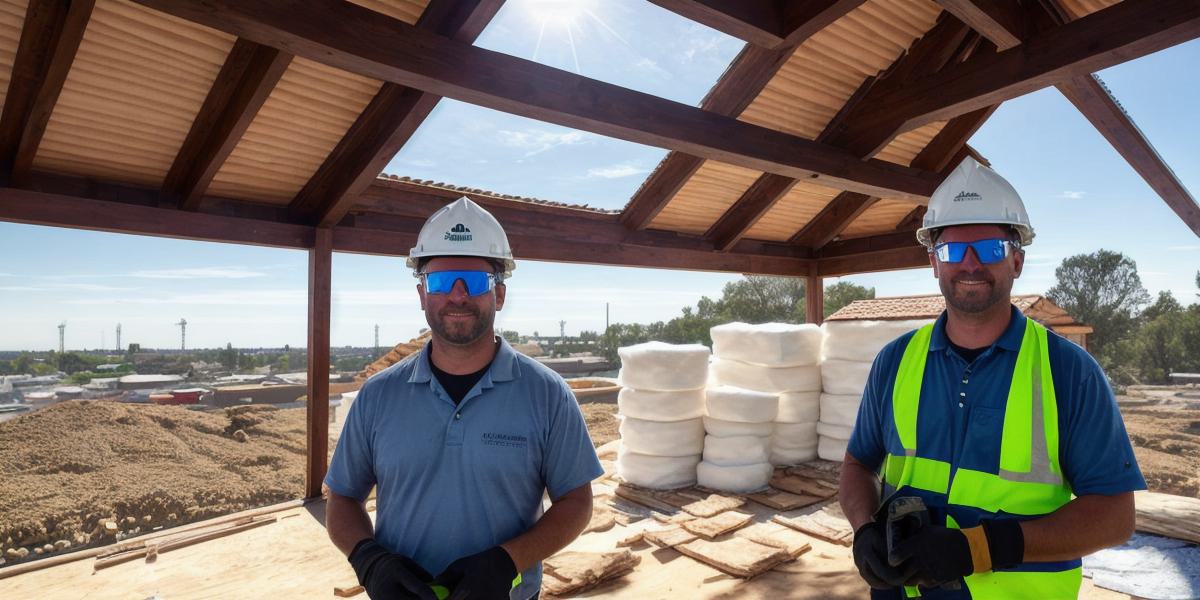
[891,520,1024,588]
[348,539,439,600]
[435,546,518,600]
[852,521,918,589]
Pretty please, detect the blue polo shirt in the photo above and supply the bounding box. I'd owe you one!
[848,306,1145,598]
[325,338,603,600]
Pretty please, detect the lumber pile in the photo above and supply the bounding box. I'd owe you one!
[542,550,640,596]
[1135,491,1200,544]
[357,331,432,380]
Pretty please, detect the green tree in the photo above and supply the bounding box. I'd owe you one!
[716,276,807,324]
[57,352,91,374]
[1141,290,1182,323]
[498,329,521,344]
[824,281,876,319]
[1046,250,1150,365]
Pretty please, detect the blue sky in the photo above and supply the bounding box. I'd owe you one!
[0,0,1197,351]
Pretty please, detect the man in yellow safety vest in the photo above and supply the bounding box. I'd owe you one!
[839,157,1145,599]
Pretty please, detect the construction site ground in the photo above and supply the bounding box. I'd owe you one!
[0,385,1196,598]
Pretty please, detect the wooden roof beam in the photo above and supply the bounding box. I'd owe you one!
[1058,74,1200,236]
[290,0,505,227]
[131,0,940,202]
[704,173,797,251]
[817,230,929,276]
[163,39,292,210]
[789,192,878,249]
[645,0,784,47]
[841,0,1200,145]
[0,0,94,187]
[934,0,1027,49]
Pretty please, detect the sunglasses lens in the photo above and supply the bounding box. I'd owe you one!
[424,271,494,296]
[935,239,1008,264]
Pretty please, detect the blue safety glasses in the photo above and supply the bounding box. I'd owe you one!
[933,238,1018,264]
[422,270,497,296]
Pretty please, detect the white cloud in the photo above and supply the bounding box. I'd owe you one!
[0,272,13,277]
[126,267,267,280]
[0,283,137,293]
[1055,191,1086,199]
[64,289,305,306]
[495,129,590,157]
[1168,245,1200,251]
[586,164,647,179]
[401,158,437,168]
[631,57,671,79]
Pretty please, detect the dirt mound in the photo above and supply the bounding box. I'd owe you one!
[358,331,431,380]
[1118,396,1200,497]
[0,401,309,565]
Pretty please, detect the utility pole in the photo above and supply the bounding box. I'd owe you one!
[559,320,566,340]
[58,322,66,353]
[605,302,610,333]
[176,318,187,351]
[374,324,380,357]
[116,323,121,352]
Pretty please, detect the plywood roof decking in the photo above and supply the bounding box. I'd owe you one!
[742,181,841,242]
[738,0,943,140]
[205,57,383,204]
[31,0,235,187]
[0,0,27,113]
[647,160,762,235]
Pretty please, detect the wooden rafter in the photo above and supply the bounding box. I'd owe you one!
[645,0,783,47]
[779,1,868,48]
[130,0,940,202]
[704,173,797,251]
[163,39,292,210]
[820,244,929,276]
[910,104,997,172]
[844,0,1200,142]
[789,192,877,249]
[935,0,1026,49]
[621,154,704,230]
[305,226,332,499]
[0,0,94,186]
[289,0,504,227]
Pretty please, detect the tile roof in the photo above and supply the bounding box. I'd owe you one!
[376,174,619,214]
[827,294,1088,329]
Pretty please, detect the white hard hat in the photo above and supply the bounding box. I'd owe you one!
[916,156,1034,248]
[406,197,516,277]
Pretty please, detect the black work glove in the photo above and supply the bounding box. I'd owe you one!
[853,521,918,589]
[349,539,439,600]
[434,545,518,600]
[891,520,1023,588]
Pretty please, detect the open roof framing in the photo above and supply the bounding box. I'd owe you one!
[0,0,1197,501]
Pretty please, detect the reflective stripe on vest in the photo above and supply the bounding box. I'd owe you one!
[884,317,1080,599]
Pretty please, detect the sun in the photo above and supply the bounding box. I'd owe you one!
[519,0,592,29]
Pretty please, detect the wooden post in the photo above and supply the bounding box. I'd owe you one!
[806,266,824,325]
[305,227,332,499]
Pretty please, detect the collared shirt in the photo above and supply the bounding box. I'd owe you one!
[849,306,1145,599]
[325,337,604,600]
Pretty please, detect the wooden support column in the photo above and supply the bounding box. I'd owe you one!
[305,227,332,499]
[806,267,824,325]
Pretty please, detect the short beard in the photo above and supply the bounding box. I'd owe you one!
[428,302,494,346]
[940,271,1011,314]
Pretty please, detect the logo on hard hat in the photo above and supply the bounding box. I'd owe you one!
[953,191,983,202]
[445,223,473,241]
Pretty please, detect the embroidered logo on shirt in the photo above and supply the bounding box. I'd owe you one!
[481,432,528,449]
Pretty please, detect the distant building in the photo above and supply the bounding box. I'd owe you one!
[118,374,186,390]
[827,294,1094,351]
[211,383,307,407]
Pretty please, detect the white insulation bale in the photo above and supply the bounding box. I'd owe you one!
[819,393,862,427]
[703,416,774,438]
[702,434,770,467]
[818,435,849,461]
[617,387,705,422]
[710,322,823,367]
[822,319,931,362]
[772,421,818,448]
[770,444,817,466]
[817,421,855,440]
[705,385,778,423]
[776,391,820,423]
[820,359,873,396]
[617,341,710,391]
[697,461,773,493]
[710,358,821,394]
[619,416,704,456]
[617,450,699,489]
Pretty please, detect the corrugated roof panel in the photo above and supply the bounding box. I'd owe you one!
[738,0,942,140]
[0,0,28,113]
[647,160,761,235]
[741,181,840,242]
[839,198,915,239]
[32,0,234,186]
[875,121,946,166]
[206,57,382,204]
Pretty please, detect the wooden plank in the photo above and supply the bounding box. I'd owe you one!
[542,550,641,597]
[1135,491,1200,544]
[935,0,1026,49]
[290,0,504,227]
[643,525,699,548]
[778,1,868,48]
[305,227,332,499]
[909,105,997,173]
[680,492,747,518]
[163,39,292,210]
[894,205,927,232]
[130,0,942,201]
[849,0,1200,140]
[706,173,797,251]
[614,484,680,514]
[680,511,754,540]
[746,488,824,511]
[772,504,855,546]
[806,269,824,325]
[790,192,878,249]
[819,245,930,277]
[769,472,838,499]
[645,0,783,47]
[0,0,95,186]
[674,536,794,577]
[621,154,704,230]
[1057,74,1200,237]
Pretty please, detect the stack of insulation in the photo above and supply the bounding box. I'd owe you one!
[818,320,931,460]
[615,342,710,489]
[698,385,777,492]
[706,323,823,488]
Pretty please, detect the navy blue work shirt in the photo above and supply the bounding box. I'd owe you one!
[848,306,1145,599]
[325,337,604,600]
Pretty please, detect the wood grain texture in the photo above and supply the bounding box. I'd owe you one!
[705,173,797,251]
[305,227,332,499]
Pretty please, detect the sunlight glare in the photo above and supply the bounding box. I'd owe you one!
[519,0,594,29]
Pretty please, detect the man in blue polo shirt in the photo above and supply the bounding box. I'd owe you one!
[324,197,603,600]
[840,158,1144,599]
